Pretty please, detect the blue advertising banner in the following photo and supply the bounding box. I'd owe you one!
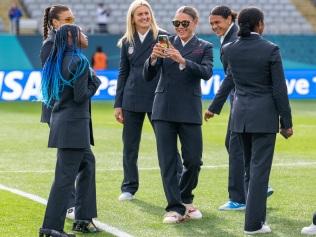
[0,69,315,101]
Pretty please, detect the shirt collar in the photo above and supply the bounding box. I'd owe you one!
[220,23,234,44]
[180,34,195,47]
[138,28,150,43]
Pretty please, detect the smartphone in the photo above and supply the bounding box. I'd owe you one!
[158,35,169,48]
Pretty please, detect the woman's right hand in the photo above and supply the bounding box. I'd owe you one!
[114,108,124,124]
[204,110,215,121]
[151,43,167,61]
[280,127,293,139]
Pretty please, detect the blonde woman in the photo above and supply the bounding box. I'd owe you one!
[114,0,182,201]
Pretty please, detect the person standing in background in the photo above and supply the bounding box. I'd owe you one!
[39,24,101,236]
[220,7,293,234]
[8,2,22,35]
[91,46,108,70]
[144,6,213,224]
[96,3,110,33]
[114,0,182,202]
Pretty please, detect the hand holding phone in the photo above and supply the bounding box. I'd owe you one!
[158,35,169,49]
[151,35,170,60]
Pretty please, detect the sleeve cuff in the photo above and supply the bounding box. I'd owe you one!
[150,58,157,66]
[280,117,293,129]
[208,104,221,115]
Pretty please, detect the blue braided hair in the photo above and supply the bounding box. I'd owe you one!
[41,24,90,107]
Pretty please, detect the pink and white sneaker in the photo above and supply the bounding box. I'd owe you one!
[163,211,185,224]
[183,203,202,220]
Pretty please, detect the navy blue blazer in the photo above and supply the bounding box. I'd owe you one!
[40,30,55,123]
[144,35,213,124]
[114,30,167,112]
[48,52,101,148]
[208,23,238,114]
[222,34,292,133]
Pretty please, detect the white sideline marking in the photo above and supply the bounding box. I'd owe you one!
[0,184,47,205]
[1,161,316,173]
[0,184,134,237]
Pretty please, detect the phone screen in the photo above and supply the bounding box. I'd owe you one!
[158,35,169,48]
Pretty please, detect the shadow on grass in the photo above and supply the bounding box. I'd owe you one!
[130,199,242,236]
[130,199,165,217]
[172,210,241,237]
[266,214,312,237]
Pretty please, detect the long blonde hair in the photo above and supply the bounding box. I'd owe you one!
[117,0,159,47]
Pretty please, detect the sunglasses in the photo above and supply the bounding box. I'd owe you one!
[60,17,75,24]
[172,20,190,28]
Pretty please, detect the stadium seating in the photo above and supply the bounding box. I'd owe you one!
[21,0,314,34]
[20,18,38,34]
[0,18,3,32]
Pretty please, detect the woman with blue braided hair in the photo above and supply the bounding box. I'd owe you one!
[39,24,101,237]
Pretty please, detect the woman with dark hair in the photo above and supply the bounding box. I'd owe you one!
[221,7,293,234]
[206,5,274,211]
[40,5,84,221]
[39,24,101,237]
[144,6,213,224]
[205,5,246,211]
[40,5,76,124]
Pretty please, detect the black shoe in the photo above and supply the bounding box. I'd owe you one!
[72,220,101,233]
[39,228,76,237]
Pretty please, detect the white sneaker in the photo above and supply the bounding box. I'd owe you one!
[244,224,272,235]
[301,224,316,235]
[66,207,75,220]
[118,192,134,201]
[183,203,202,219]
[163,211,185,224]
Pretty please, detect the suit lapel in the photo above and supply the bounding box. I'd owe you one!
[180,35,198,57]
[172,36,183,51]
[222,24,238,46]
[131,30,154,62]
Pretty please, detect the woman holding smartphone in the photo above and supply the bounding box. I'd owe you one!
[114,0,182,201]
[144,6,213,224]
[39,24,101,237]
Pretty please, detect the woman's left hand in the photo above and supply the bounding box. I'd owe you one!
[166,44,186,65]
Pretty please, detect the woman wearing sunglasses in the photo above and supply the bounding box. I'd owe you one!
[144,6,213,224]
[39,24,101,237]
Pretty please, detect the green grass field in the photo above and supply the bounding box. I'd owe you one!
[0,101,315,237]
